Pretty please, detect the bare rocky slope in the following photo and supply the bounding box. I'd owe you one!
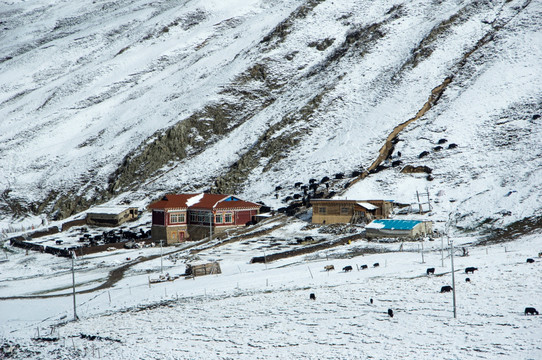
[0,0,540,235]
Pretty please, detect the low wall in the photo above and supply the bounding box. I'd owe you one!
[250,233,362,264]
[61,219,87,232]
[28,226,60,238]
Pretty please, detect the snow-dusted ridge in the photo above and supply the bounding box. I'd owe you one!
[1,0,541,236]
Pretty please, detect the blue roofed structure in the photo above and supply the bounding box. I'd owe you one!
[366,219,432,238]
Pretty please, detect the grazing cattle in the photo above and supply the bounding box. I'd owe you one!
[334,173,344,179]
[448,143,458,149]
[525,307,539,315]
[55,240,63,245]
[373,263,380,268]
[465,267,478,274]
[526,258,535,263]
[313,192,325,199]
[388,309,394,318]
[538,252,542,258]
[343,265,353,272]
[360,264,368,270]
[324,265,335,271]
[309,293,316,300]
[426,267,435,275]
[294,182,303,188]
[320,176,330,183]
[419,151,430,158]
[309,178,317,184]
[465,277,471,282]
[370,298,373,304]
[433,146,443,151]
[275,185,282,191]
[392,160,403,167]
[438,138,448,144]
[440,285,453,293]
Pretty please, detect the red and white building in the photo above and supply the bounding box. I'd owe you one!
[148,193,261,244]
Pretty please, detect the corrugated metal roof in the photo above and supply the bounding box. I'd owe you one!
[357,202,378,210]
[369,219,422,230]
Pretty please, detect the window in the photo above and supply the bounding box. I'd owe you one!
[215,214,223,224]
[318,206,327,214]
[170,213,185,224]
[341,207,349,215]
[225,213,233,223]
[197,213,204,222]
[152,211,165,225]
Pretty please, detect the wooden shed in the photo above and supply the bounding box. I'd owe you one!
[185,262,221,277]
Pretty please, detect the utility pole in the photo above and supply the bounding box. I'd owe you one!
[440,233,444,267]
[450,235,457,319]
[71,252,79,321]
[209,211,213,241]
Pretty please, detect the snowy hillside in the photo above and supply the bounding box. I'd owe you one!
[1,216,541,359]
[1,0,541,235]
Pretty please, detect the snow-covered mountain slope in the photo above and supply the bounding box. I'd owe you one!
[1,0,541,235]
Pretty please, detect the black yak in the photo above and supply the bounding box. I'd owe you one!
[525,307,539,315]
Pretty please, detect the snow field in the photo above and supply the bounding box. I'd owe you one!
[2,233,540,359]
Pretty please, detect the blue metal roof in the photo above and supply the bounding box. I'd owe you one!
[371,219,422,230]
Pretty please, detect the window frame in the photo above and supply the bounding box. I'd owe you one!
[169,212,185,224]
[224,213,233,223]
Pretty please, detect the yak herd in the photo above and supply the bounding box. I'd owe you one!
[312,257,539,318]
[76,228,151,248]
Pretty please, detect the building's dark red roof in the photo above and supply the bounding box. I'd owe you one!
[148,193,261,211]
[147,194,195,210]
